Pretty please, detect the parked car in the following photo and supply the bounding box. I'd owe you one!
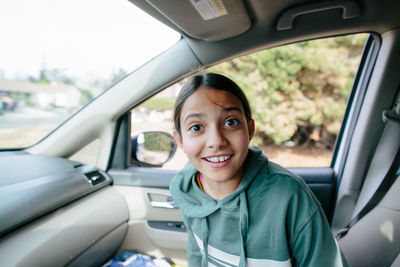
[0,95,17,112]
[1,0,399,266]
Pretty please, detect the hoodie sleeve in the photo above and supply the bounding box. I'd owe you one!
[291,205,349,267]
[182,216,202,266]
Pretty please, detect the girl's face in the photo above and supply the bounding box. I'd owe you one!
[174,87,254,185]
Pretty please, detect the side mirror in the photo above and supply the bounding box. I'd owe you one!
[131,131,177,167]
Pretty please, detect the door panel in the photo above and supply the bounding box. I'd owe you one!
[113,185,187,265]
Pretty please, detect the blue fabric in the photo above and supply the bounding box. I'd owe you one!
[103,251,172,267]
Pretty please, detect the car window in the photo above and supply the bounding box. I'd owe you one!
[131,33,368,169]
[0,0,180,149]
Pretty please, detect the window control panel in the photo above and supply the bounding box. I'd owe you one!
[84,171,106,186]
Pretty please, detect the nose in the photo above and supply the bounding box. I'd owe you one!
[207,125,228,149]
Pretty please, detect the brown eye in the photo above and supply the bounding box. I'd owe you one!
[189,124,203,132]
[224,118,239,127]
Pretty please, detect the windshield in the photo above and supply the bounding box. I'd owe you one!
[0,0,180,149]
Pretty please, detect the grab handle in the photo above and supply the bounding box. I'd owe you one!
[277,0,360,31]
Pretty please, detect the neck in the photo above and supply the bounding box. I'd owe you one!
[201,170,244,200]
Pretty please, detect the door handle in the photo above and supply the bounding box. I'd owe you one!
[147,193,178,209]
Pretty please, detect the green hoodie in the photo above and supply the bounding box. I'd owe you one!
[170,147,348,267]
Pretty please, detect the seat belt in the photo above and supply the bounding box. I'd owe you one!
[336,93,400,239]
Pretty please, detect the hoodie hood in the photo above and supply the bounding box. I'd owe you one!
[170,146,268,218]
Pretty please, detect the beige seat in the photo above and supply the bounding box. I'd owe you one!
[338,175,400,267]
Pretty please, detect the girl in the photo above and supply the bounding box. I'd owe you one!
[169,73,348,267]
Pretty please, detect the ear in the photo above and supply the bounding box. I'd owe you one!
[173,130,183,148]
[248,119,255,140]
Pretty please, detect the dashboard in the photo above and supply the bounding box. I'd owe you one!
[0,152,129,266]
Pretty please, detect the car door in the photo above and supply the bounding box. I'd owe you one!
[105,33,378,265]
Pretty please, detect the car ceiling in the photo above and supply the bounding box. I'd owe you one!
[129,0,400,65]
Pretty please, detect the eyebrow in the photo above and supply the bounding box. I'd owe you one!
[183,106,243,124]
[183,113,203,124]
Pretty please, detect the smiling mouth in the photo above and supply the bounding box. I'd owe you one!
[204,155,231,163]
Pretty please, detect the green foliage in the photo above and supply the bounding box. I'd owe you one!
[138,97,175,111]
[143,132,172,152]
[209,34,368,148]
[29,68,75,85]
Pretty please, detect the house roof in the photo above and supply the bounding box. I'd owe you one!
[0,79,75,94]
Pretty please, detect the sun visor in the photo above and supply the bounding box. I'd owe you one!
[142,0,251,41]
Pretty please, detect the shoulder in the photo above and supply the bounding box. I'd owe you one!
[247,160,322,238]
[248,160,320,215]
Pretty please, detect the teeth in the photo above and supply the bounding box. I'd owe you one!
[206,155,230,162]
[210,157,218,162]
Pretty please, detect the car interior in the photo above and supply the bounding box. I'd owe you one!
[1,0,400,266]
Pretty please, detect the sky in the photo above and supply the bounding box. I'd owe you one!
[0,0,180,82]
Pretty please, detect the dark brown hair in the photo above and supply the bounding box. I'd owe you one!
[173,73,252,135]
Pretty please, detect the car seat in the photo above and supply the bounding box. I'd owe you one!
[338,175,400,267]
